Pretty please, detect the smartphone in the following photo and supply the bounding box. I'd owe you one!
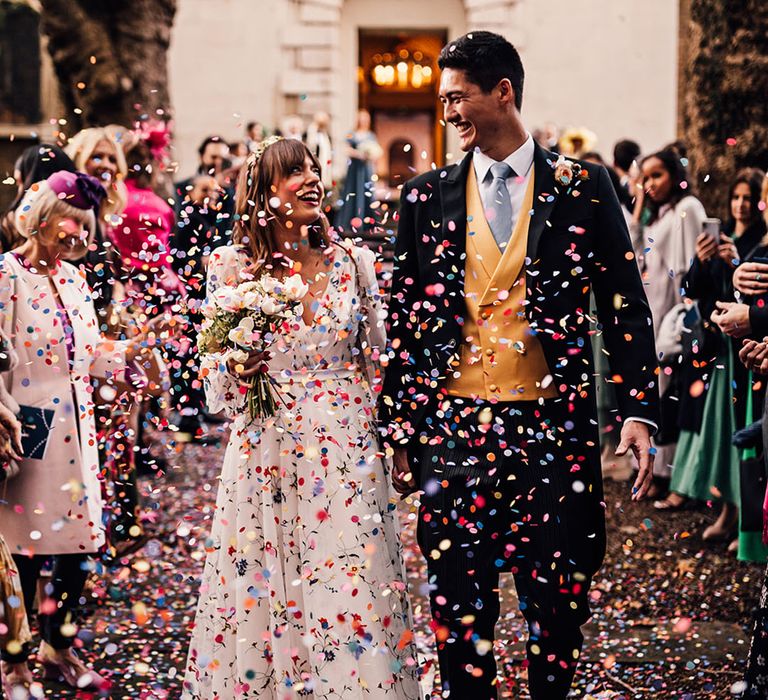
[751,257,768,265]
[702,218,721,243]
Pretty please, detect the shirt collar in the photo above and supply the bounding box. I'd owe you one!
[473,133,535,183]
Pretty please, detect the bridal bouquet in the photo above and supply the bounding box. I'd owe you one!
[198,274,309,420]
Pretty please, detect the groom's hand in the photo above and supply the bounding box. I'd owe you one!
[392,448,417,496]
[615,421,654,501]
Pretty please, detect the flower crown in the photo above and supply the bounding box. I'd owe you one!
[247,135,284,167]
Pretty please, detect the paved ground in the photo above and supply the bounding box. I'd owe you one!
[17,434,763,699]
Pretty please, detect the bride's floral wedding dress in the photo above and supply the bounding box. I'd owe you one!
[182,243,420,699]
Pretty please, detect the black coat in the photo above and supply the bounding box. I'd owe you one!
[681,219,768,432]
[380,143,660,468]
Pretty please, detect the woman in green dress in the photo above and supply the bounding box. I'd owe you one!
[659,169,767,558]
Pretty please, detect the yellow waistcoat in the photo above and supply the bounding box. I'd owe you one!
[444,164,557,401]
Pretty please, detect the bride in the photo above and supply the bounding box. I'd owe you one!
[182,137,420,699]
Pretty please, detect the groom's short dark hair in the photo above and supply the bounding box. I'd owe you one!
[438,31,525,111]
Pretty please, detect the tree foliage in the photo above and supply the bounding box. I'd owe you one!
[680,0,768,217]
[38,0,176,128]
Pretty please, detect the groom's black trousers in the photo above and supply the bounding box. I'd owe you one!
[413,397,606,699]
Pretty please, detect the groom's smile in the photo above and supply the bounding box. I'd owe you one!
[439,66,523,161]
[439,67,488,153]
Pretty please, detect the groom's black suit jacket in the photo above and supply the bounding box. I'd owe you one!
[380,143,660,474]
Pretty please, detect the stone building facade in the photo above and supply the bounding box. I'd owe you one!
[0,0,680,186]
[169,0,680,177]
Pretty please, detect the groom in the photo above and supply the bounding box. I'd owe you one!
[381,32,659,699]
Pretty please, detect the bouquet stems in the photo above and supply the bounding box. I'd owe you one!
[247,374,278,421]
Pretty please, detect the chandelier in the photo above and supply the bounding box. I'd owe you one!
[370,49,434,90]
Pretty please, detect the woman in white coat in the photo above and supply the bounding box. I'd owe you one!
[0,171,169,693]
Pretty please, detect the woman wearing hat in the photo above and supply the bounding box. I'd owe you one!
[0,171,171,693]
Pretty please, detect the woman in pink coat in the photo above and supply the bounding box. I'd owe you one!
[0,171,169,694]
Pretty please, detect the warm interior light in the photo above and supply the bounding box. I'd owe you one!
[370,48,434,90]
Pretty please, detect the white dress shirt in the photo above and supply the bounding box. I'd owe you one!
[472,133,535,247]
[470,133,656,434]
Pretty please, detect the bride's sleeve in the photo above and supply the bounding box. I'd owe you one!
[353,245,387,398]
[198,247,247,417]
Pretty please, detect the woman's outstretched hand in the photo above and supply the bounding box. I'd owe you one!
[0,402,22,463]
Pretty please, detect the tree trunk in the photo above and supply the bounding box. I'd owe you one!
[679,0,768,218]
[38,0,176,129]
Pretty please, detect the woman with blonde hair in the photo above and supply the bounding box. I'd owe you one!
[65,127,128,227]
[182,137,420,699]
[65,127,129,322]
[0,170,171,692]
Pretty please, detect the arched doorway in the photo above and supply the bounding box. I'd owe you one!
[358,30,445,188]
[338,0,467,186]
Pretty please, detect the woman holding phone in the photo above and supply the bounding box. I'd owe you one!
[632,148,706,491]
[658,170,767,547]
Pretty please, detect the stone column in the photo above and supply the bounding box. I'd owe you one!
[464,0,516,30]
[279,0,341,124]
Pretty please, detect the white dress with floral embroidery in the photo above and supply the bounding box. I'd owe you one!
[182,244,420,700]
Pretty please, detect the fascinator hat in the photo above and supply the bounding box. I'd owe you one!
[14,171,106,240]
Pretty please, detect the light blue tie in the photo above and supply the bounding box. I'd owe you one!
[487,161,515,249]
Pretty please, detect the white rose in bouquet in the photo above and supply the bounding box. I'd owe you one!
[283,274,310,301]
[211,286,242,313]
[236,281,266,310]
[228,315,257,347]
[226,348,250,365]
[259,276,281,295]
[260,297,287,316]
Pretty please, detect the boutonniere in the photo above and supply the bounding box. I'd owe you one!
[553,155,589,196]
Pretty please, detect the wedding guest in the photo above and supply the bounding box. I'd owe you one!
[740,335,768,696]
[174,135,230,205]
[305,110,334,190]
[0,171,168,691]
[245,120,265,151]
[582,152,633,216]
[632,148,706,491]
[613,139,641,190]
[171,175,227,438]
[279,114,305,141]
[107,136,182,536]
[0,144,77,252]
[66,128,127,225]
[337,108,381,233]
[66,127,129,317]
[0,328,32,697]
[532,121,560,152]
[558,126,597,158]
[182,137,419,698]
[229,141,248,160]
[661,170,767,528]
[116,138,183,315]
[175,136,234,239]
[700,171,768,562]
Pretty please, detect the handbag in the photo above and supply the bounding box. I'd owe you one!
[0,405,55,482]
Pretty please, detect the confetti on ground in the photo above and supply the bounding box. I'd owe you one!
[20,435,760,698]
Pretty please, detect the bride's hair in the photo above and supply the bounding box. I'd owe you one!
[233,138,329,276]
